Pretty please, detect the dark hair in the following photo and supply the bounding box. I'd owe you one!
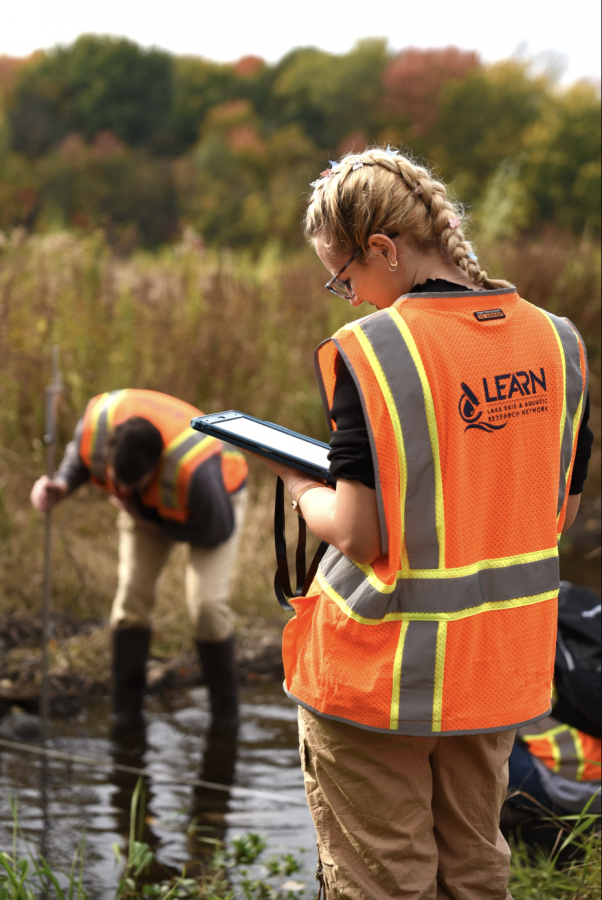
[104,417,163,486]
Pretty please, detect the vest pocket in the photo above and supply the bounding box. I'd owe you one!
[282,593,319,689]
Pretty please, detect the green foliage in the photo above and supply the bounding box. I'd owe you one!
[38,139,178,247]
[7,35,174,155]
[172,57,239,151]
[435,60,549,202]
[270,39,389,150]
[1,38,597,249]
[518,83,602,233]
[509,798,601,899]
[2,782,600,899]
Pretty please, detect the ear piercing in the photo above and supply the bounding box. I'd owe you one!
[388,259,398,271]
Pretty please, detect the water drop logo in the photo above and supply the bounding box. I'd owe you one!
[459,382,506,432]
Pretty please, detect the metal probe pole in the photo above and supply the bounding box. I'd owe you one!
[40,346,62,746]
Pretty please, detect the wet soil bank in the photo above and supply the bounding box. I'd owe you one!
[0,613,285,719]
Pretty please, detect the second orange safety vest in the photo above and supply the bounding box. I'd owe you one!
[518,715,601,782]
[283,288,588,736]
[80,389,248,522]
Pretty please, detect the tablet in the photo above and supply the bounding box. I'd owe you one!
[190,411,335,484]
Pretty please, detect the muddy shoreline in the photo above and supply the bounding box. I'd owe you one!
[0,610,285,719]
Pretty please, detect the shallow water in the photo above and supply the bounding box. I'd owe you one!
[0,683,316,897]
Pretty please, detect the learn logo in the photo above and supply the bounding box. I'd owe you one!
[459,368,548,433]
[458,382,507,432]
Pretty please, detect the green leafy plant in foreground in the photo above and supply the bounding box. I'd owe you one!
[1,782,600,899]
[112,779,308,899]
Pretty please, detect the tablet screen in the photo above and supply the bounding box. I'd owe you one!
[217,417,330,469]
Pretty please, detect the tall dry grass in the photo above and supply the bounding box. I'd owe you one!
[0,229,599,669]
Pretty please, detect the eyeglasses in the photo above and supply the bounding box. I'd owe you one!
[325,248,361,300]
[324,233,399,300]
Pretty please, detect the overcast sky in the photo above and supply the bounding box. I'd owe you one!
[2,0,600,84]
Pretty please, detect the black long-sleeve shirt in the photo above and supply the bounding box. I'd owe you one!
[328,280,593,494]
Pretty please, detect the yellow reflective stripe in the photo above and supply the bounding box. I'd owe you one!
[521,722,573,774]
[88,392,110,459]
[105,392,124,429]
[432,621,447,732]
[164,428,196,456]
[389,620,409,730]
[352,324,410,573]
[572,728,587,782]
[165,435,215,510]
[567,391,584,481]
[535,307,567,528]
[388,308,446,569]
[89,390,125,468]
[316,567,557,624]
[549,733,562,773]
[354,546,558,595]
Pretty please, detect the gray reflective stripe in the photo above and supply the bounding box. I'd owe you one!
[159,431,208,510]
[544,313,585,514]
[333,338,388,557]
[397,620,439,732]
[90,391,122,480]
[518,718,582,781]
[319,547,559,618]
[359,313,439,569]
[289,688,552,737]
[555,728,580,781]
[398,286,517,301]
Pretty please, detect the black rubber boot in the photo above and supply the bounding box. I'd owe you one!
[111,627,151,736]
[195,636,239,728]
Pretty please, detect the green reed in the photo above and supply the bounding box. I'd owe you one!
[1,783,600,899]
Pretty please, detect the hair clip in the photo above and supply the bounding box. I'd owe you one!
[448,216,462,229]
[329,160,339,169]
[467,251,478,261]
[320,168,334,179]
[352,161,364,170]
[385,144,400,157]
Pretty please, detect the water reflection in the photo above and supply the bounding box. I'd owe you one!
[0,684,315,898]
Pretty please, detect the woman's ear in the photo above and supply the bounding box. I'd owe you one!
[367,233,397,262]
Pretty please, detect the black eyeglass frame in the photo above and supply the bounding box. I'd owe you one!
[324,233,399,301]
[324,247,362,300]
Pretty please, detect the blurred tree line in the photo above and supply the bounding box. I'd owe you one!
[0,35,599,249]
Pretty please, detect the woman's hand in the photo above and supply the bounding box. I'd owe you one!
[260,456,311,486]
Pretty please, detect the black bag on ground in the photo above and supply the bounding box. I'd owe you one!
[553,582,601,738]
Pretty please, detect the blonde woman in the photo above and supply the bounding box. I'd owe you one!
[263,147,592,899]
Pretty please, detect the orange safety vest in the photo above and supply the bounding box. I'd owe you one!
[283,288,588,735]
[80,389,248,522]
[518,715,601,782]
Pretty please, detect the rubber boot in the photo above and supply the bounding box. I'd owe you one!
[195,636,239,728]
[111,627,151,736]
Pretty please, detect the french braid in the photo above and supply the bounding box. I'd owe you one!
[303,147,511,291]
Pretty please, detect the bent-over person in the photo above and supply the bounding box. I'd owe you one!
[30,389,248,732]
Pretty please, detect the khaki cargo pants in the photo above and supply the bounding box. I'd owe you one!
[110,488,247,641]
[299,706,515,900]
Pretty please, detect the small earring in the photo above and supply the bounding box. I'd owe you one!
[388,259,398,271]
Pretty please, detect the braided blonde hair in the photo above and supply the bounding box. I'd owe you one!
[303,147,511,291]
